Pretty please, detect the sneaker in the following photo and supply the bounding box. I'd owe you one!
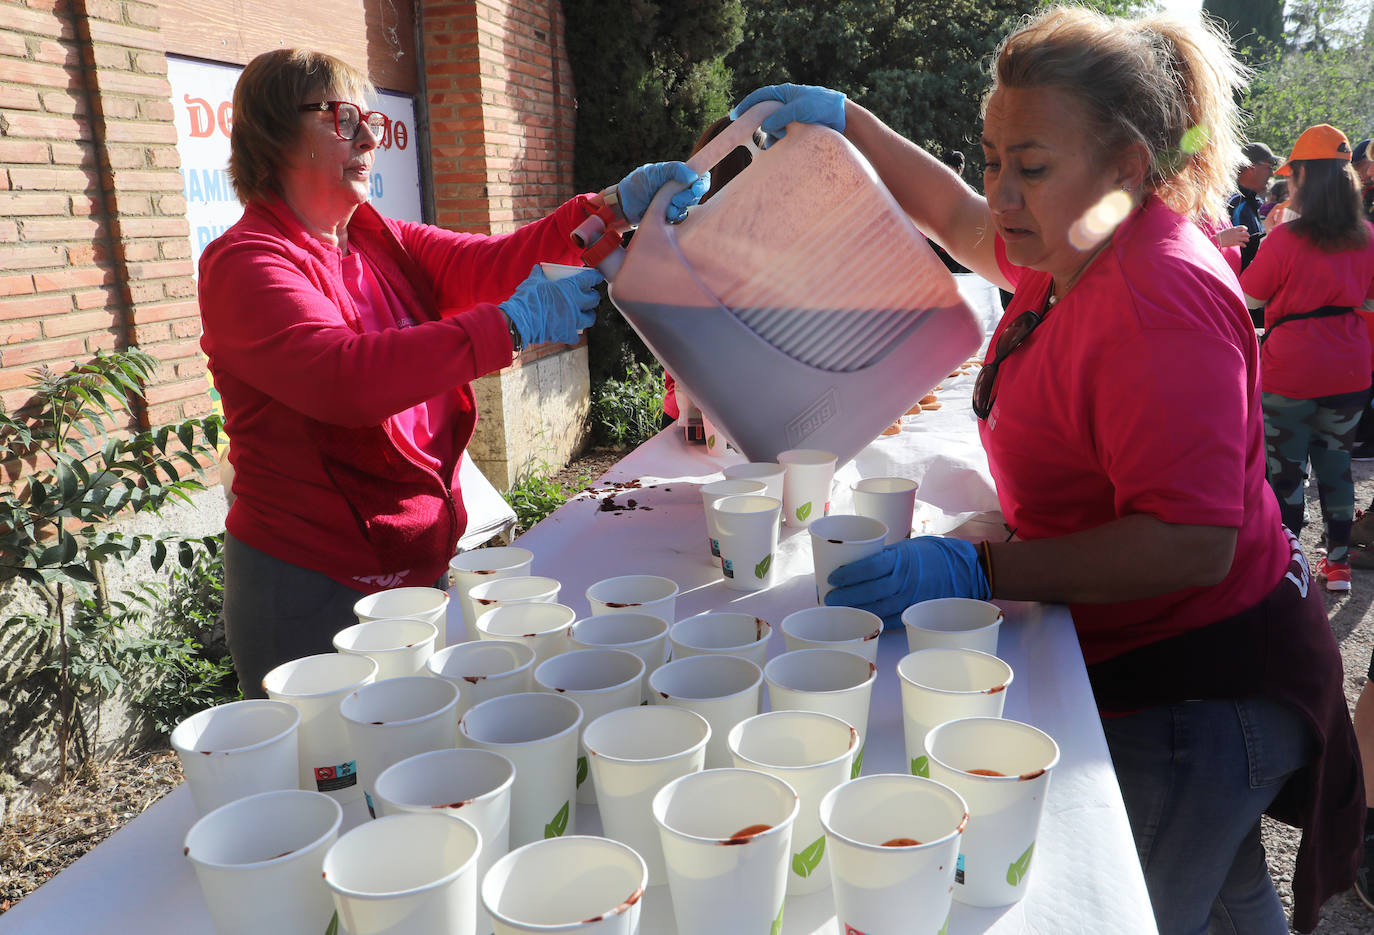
[1318,557,1352,592]
[1353,444,1374,461]
[1356,831,1374,911]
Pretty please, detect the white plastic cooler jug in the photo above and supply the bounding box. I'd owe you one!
[604,101,983,467]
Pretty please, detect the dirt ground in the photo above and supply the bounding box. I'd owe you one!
[2,452,1373,932]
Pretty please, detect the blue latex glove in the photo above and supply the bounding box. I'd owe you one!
[499,266,604,347]
[729,83,846,148]
[824,537,990,628]
[618,161,710,225]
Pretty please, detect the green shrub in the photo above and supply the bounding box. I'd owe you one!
[506,465,594,535]
[590,362,666,450]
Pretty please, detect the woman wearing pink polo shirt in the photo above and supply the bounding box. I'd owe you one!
[1240,124,1374,592]
[735,7,1363,933]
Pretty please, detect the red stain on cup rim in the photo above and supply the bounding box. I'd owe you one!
[603,601,638,608]
[582,885,645,922]
[720,823,771,845]
[463,675,484,684]
[985,683,1007,694]
[863,628,880,641]
[433,800,472,809]
[755,618,768,640]
[1018,769,1046,781]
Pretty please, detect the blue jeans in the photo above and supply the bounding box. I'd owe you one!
[1102,698,1315,935]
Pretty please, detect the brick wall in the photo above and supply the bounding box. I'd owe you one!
[0,0,205,435]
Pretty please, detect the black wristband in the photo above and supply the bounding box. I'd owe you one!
[505,312,524,353]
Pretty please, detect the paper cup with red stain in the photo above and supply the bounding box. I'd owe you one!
[901,597,1003,656]
[700,478,767,563]
[353,586,452,649]
[533,648,645,805]
[649,653,763,770]
[338,676,460,819]
[722,461,786,502]
[780,605,883,665]
[764,649,877,779]
[668,612,773,668]
[583,705,711,886]
[449,547,535,642]
[819,774,968,935]
[171,699,301,816]
[585,574,679,625]
[459,691,583,849]
[482,836,647,935]
[323,811,481,935]
[808,514,888,605]
[708,495,782,592]
[263,652,378,804]
[652,768,799,935]
[924,717,1060,907]
[428,639,536,722]
[475,601,577,666]
[851,476,920,545]
[184,789,341,935]
[567,612,670,704]
[777,448,837,529]
[727,710,859,896]
[373,748,515,935]
[899,649,1013,780]
[467,575,562,621]
[333,617,438,681]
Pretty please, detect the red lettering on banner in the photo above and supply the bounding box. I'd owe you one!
[184,95,214,137]
[217,101,234,136]
[393,120,408,151]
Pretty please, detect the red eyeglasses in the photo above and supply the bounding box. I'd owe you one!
[299,100,389,145]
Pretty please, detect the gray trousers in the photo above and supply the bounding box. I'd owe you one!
[223,532,367,699]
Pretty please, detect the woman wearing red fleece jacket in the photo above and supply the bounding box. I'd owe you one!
[200,48,705,695]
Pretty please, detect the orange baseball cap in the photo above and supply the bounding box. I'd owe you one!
[1276,124,1352,176]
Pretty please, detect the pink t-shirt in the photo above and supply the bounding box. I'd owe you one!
[341,250,460,478]
[986,196,1288,665]
[1240,222,1374,397]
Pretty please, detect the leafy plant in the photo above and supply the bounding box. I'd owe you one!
[506,463,594,534]
[589,361,666,450]
[0,348,222,782]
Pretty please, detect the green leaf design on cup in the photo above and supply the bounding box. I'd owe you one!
[851,745,865,779]
[544,800,570,839]
[754,554,772,579]
[770,902,785,935]
[791,835,826,878]
[796,501,812,522]
[1006,841,1035,886]
[911,755,930,777]
[707,434,717,450]
[576,755,588,788]
[937,911,950,935]
[325,911,340,935]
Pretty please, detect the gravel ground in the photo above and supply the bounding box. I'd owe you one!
[0,448,1372,931]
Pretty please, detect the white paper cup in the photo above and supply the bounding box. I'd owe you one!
[585,574,679,625]
[819,774,968,935]
[701,411,731,459]
[354,586,452,647]
[583,706,711,886]
[708,494,782,591]
[184,789,342,935]
[373,748,515,935]
[263,653,379,803]
[338,676,460,818]
[852,476,920,544]
[171,699,301,816]
[902,597,1004,655]
[727,710,859,896]
[332,617,438,681]
[764,649,877,778]
[428,639,537,722]
[777,448,837,528]
[534,648,645,805]
[722,462,786,502]
[780,605,883,665]
[468,575,562,617]
[649,654,762,769]
[899,649,1013,778]
[449,547,535,642]
[652,768,799,935]
[323,811,481,935]
[482,836,646,935]
[700,478,767,562]
[924,717,1061,907]
[668,612,772,668]
[476,601,577,665]
[459,691,584,849]
[567,612,671,703]
[809,514,888,605]
[540,261,586,281]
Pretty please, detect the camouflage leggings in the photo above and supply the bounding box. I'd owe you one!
[1262,388,1367,562]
